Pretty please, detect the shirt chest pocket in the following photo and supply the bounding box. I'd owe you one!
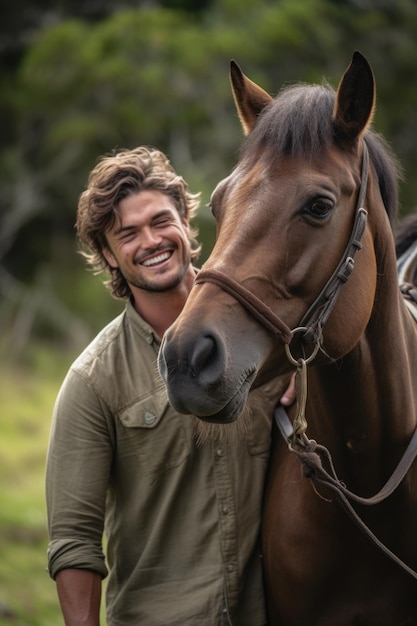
[118,388,191,479]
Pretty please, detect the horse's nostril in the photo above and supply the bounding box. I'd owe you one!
[190,335,217,377]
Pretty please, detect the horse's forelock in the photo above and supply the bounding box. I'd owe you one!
[241,83,335,162]
[239,82,400,226]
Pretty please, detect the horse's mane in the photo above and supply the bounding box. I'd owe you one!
[395,212,417,257]
[240,81,402,227]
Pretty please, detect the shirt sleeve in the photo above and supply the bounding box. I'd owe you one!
[46,368,114,580]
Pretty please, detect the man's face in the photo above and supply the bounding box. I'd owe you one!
[103,190,192,293]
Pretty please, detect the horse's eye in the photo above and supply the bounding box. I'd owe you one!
[304,200,333,220]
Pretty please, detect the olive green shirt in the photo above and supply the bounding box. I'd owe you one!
[46,300,277,625]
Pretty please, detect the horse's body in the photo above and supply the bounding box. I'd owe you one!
[159,52,417,624]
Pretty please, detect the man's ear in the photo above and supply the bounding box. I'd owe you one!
[103,246,118,269]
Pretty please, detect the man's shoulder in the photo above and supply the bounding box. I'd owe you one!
[69,306,156,389]
[76,311,126,362]
[61,302,161,412]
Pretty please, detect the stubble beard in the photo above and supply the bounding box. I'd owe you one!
[126,259,190,294]
[132,271,184,293]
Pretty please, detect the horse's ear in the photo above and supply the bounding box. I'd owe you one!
[230,60,273,136]
[332,51,376,143]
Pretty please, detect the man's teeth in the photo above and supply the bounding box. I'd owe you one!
[142,252,171,267]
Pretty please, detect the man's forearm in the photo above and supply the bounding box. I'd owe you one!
[56,568,102,626]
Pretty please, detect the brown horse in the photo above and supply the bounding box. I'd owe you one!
[158,52,417,625]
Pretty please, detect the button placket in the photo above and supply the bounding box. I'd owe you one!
[212,442,239,611]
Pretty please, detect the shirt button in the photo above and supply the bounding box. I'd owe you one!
[144,412,156,425]
[216,448,223,457]
[227,564,234,572]
[222,505,229,514]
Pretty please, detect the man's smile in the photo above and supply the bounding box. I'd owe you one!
[140,250,173,267]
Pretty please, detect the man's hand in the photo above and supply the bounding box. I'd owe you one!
[280,373,296,406]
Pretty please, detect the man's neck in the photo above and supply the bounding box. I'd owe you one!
[131,267,196,338]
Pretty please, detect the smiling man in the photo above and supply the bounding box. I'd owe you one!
[45,146,281,626]
[103,188,195,338]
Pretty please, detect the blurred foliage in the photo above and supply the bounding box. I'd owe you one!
[0,358,108,624]
[1,0,417,358]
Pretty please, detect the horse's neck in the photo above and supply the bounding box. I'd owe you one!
[365,269,417,431]
[307,292,417,492]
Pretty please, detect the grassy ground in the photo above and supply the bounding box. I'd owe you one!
[0,344,107,625]
[0,348,68,625]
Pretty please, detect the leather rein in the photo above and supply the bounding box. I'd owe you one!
[195,143,417,581]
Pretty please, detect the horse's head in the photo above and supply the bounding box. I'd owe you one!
[158,51,398,423]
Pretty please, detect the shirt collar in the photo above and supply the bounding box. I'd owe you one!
[124,267,200,346]
[125,298,160,345]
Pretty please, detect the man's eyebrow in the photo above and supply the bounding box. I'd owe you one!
[112,209,176,236]
[152,209,175,220]
[114,224,135,236]
[114,207,175,235]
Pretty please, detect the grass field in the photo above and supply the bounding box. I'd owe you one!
[0,348,69,625]
[0,344,109,625]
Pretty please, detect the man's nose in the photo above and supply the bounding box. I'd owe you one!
[141,227,162,247]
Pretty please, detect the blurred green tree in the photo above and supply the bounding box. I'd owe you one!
[2,0,417,353]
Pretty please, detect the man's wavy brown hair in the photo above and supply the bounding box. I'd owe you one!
[76,146,201,299]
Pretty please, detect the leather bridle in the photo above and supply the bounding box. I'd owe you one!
[195,144,369,358]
